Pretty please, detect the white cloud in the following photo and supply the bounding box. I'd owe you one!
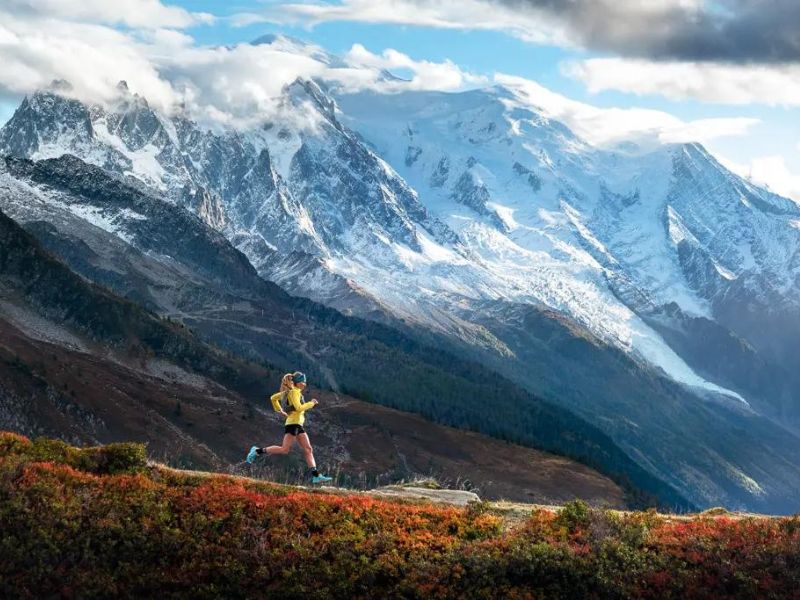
[494,74,760,149]
[258,0,800,69]
[154,42,332,128]
[0,14,177,109]
[721,155,800,202]
[0,7,487,128]
[751,157,800,201]
[5,0,213,29]
[565,58,800,107]
[248,0,572,46]
[256,1,800,109]
[343,44,487,92]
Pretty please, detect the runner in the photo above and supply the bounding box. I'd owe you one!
[246,371,332,484]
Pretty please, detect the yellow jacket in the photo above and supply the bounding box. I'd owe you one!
[270,388,315,426]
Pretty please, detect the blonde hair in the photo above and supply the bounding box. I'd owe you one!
[279,373,295,393]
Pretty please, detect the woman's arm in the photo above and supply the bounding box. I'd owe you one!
[269,392,285,413]
[299,399,317,412]
[288,389,317,412]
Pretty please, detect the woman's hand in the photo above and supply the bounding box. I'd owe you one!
[279,410,288,417]
[311,399,319,406]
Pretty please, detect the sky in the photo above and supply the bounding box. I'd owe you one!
[1,0,799,199]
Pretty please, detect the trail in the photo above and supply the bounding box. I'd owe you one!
[290,333,341,393]
[167,309,341,393]
[151,461,773,528]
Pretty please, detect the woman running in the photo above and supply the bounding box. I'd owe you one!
[246,371,332,484]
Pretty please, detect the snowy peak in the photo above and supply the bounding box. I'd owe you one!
[0,91,94,158]
[335,83,800,404]
[670,142,800,215]
[252,33,348,69]
[0,81,462,299]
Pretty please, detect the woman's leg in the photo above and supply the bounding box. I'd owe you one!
[296,433,317,469]
[265,434,295,455]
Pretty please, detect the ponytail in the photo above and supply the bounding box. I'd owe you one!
[279,373,294,393]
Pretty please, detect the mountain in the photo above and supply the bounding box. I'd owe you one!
[335,86,800,410]
[0,202,630,505]
[2,37,800,512]
[0,154,667,506]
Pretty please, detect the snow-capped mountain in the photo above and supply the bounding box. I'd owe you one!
[3,36,800,511]
[0,78,766,402]
[336,84,800,419]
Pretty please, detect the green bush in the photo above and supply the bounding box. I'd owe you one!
[0,433,146,474]
[75,443,148,474]
[556,499,591,533]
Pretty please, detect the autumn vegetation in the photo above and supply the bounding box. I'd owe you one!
[1,432,799,599]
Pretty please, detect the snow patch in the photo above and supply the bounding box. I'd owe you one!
[92,120,166,189]
[667,205,699,246]
[63,204,145,243]
[487,202,519,231]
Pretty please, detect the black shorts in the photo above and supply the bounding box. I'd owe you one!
[284,424,305,436]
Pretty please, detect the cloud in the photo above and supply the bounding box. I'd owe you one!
[749,157,800,201]
[565,58,800,106]
[153,42,333,128]
[494,74,760,148]
[343,44,488,92]
[245,0,572,45]
[0,9,325,125]
[0,13,177,109]
[0,0,768,153]
[496,0,800,63]
[742,157,800,203]
[0,6,486,129]
[719,154,800,202]
[261,0,800,63]
[5,0,213,29]
[255,1,800,108]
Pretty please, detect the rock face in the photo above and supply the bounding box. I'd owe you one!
[367,486,481,507]
[3,40,800,512]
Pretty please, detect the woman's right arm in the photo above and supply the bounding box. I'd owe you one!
[288,389,317,412]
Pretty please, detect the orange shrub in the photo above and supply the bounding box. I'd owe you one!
[1,432,799,599]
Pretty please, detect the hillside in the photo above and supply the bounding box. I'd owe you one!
[2,433,799,599]
[0,161,690,508]
[0,316,625,506]
[0,206,628,506]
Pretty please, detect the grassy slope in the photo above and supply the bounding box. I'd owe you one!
[2,433,799,600]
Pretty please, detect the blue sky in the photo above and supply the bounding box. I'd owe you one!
[1,0,798,198]
[177,0,800,195]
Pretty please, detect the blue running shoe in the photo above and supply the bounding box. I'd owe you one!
[246,446,259,464]
[312,474,332,484]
